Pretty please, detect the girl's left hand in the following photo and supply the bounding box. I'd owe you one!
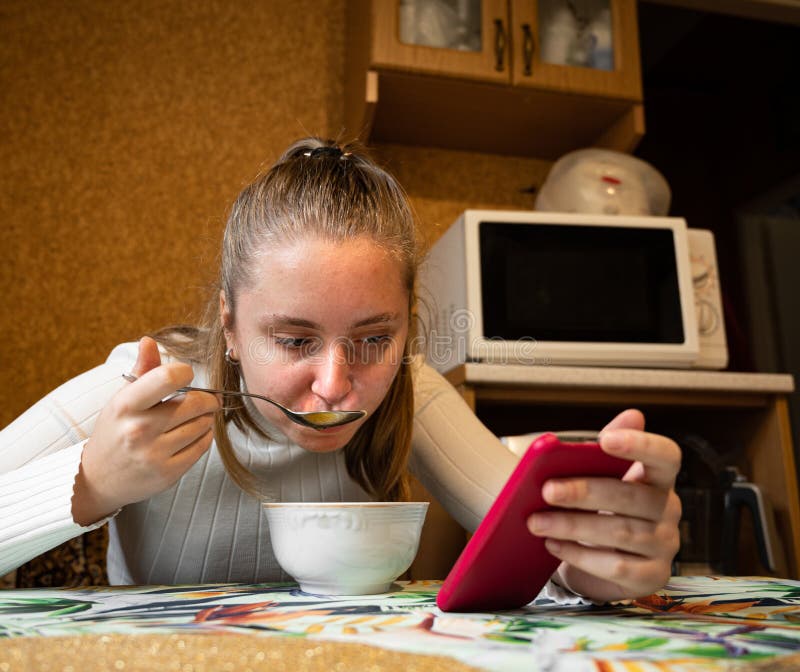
[526,408,682,602]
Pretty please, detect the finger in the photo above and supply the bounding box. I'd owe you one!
[601,408,645,433]
[599,429,681,490]
[147,391,221,432]
[529,508,680,556]
[131,336,163,378]
[539,477,672,521]
[118,363,196,412]
[171,425,214,466]
[546,540,668,600]
[160,412,216,457]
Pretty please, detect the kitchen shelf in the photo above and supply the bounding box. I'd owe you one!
[351,69,644,159]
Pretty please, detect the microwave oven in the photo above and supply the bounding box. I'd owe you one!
[419,210,728,371]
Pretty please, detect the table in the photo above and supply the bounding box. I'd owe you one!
[441,363,799,579]
[2,576,800,671]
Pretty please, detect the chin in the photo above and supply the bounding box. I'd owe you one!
[288,423,361,453]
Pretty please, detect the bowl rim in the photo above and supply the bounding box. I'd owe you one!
[262,501,429,508]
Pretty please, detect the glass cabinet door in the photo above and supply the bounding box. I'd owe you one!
[398,0,483,52]
[370,0,510,83]
[536,0,615,71]
[510,0,642,100]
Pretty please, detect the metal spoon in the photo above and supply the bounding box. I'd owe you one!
[121,373,366,430]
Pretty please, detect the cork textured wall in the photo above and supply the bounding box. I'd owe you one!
[0,1,550,427]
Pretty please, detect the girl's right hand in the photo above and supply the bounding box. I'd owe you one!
[71,337,220,525]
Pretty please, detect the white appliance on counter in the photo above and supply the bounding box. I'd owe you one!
[419,210,728,371]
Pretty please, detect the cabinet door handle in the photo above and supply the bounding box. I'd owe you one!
[521,23,534,76]
[493,18,507,72]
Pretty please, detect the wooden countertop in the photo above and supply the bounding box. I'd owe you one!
[443,363,795,395]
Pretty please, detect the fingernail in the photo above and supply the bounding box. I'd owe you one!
[543,482,565,504]
[528,514,550,535]
[545,539,562,554]
[600,429,628,452]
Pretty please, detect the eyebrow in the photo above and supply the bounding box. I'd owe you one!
[261,312,400,331]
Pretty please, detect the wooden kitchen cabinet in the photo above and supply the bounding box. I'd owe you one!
[510,0,642,99]
[344,0,645,158]
[364,0,510,84]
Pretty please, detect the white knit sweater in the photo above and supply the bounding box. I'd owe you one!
[0,343,521,585]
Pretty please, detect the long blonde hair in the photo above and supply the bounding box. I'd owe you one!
[153,138,421,502]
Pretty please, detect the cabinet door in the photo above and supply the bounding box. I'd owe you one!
[369,0,510,83]
[511,0,642,100]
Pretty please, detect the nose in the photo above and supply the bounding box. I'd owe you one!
[310,341,353,405]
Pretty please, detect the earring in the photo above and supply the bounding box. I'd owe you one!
[225,347,239,365]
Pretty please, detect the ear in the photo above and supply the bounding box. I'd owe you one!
[219,290,234,346]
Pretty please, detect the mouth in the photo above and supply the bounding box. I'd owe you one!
[314,425,349,434]
[315,415,365,432]
[301,410,366,428]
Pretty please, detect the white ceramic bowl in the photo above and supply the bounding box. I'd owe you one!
[263,502,429,595]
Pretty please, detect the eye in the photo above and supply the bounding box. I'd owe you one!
[275,337,308,348]
[359,334,392,346]
[274,337,322,355]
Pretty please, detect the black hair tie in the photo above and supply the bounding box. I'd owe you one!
[305,146,341,159]
[302,146,351,160]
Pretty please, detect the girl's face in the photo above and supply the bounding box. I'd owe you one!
[222,236,410,452]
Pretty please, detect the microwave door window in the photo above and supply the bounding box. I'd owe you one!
[479,223,685,344]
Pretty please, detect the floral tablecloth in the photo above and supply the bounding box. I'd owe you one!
[2,575,800,671]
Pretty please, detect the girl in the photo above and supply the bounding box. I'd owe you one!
[0,138,680,603]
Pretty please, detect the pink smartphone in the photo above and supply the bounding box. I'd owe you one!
[436,432,633,612]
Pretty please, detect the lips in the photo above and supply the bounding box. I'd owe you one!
[312,416,365,434]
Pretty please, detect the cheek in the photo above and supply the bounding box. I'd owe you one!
[243,357,310,399]
[360,346,406,403]
[234,334,301,396]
